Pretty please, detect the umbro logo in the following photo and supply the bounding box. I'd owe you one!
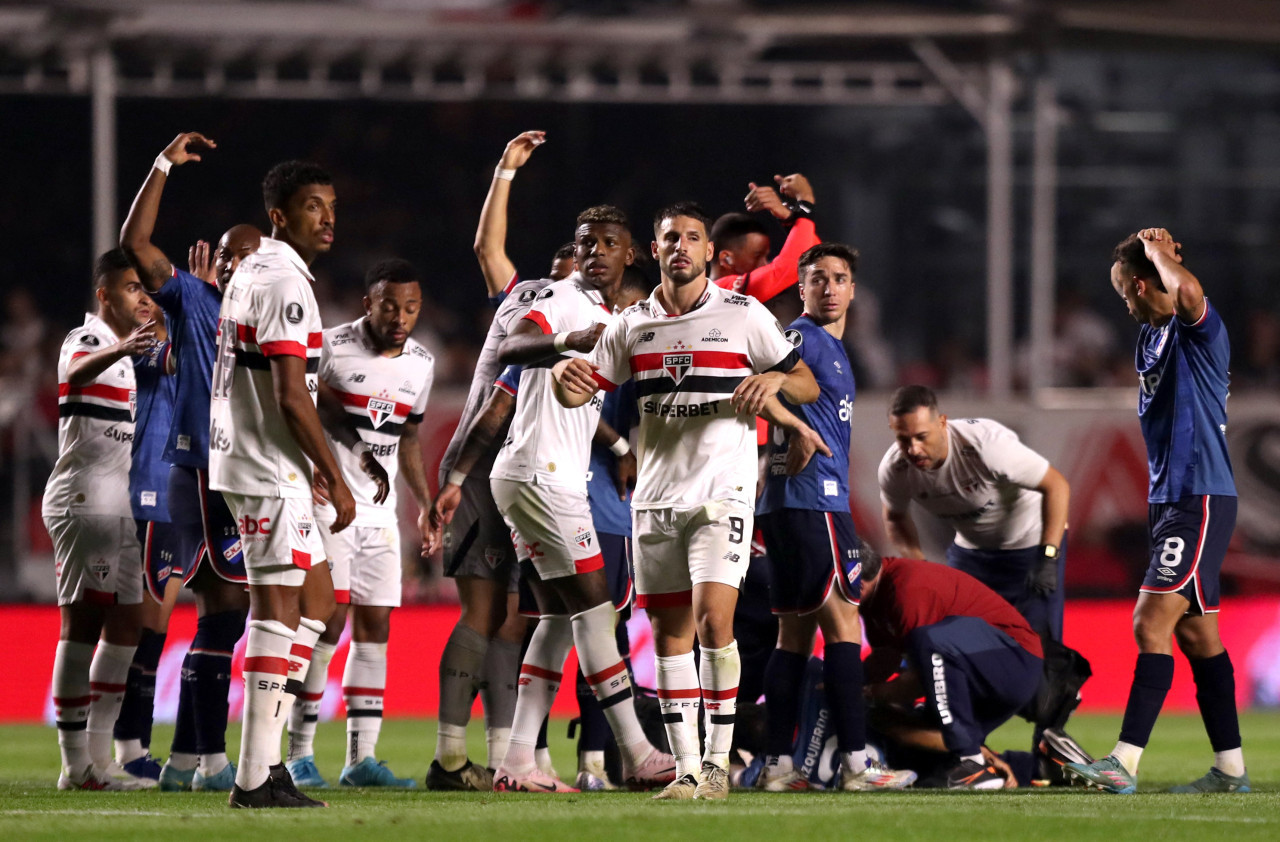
[638,331,656,343]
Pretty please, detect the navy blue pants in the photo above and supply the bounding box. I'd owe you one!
[946,536,1067,642]
[905,616,1042,757]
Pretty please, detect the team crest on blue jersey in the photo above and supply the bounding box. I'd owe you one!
[574,528,593,549]
[367,396,396,428]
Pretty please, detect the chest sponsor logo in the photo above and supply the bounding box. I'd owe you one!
[663,353,692,384]
[703,328,729,343]
[399,379,416,395]
[367,397,396,428]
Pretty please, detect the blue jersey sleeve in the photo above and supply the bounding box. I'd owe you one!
[495,364,521,394]
[150,267,205,316]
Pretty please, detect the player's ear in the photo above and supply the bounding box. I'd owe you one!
[650,241,660,261]
[706,238,716,262]
[267,206,288,231]
[362,295,372,315]
[624,245,635,266]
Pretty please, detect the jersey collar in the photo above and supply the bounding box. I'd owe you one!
[648,278,712,318]
[83,312,118,343]
[262,237,316,282]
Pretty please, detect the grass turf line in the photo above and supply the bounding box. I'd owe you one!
[0,713,1275,842]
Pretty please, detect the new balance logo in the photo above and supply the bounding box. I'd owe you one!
[638,331,656,343]
[348,373,366,383]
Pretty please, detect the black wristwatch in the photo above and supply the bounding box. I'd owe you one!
[781,198,814,227]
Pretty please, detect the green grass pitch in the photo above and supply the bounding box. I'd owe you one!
[1,713,1276,841]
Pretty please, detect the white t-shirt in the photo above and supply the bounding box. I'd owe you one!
[315,317,434,527]
[589,280,797,510]
[208,237,323,500]
[877,417,1051,551]
[491,279,612,494]
[42,313,135,518]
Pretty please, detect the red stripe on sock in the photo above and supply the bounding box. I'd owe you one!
[243,656,290,675]
[53,696,93,707]
[655,687,701,699]
[342,686,386,697]
[702,688,738,700]
[298,692,325,702]
[520,664,563,682]
[584,661,627,685]
[290,643,314,659]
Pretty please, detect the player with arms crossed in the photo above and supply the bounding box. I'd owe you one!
[553,202,819,800]
[1067,230,1248,794]
[755,243,914,792]
[210,160,354,808]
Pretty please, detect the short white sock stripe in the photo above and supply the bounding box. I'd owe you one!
[699,641,740,770]
[503,615,573,774]
[237,621,295,791]
[655,651,701,778]
[571,602,646,755]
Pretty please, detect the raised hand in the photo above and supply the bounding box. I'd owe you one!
[774,173,815,205]
[744,182,791,220]
[1139,227,1182,264]
[498,130,547,170]
[160,132,216,167]
[119,320,159,356]
[188,240,216,285]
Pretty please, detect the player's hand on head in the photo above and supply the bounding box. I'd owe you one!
[731,371,785,416]
[556,358,599,395]
[566,322,605,353]
[430,483,462,529]
[744,183,791,220]
[613,450,637,501]
[312,466,331,506]
[499,130,547,170]
[329,476,356,532]
[161,132,215,167]
[120,320,159,356]
[359,451,391,504]
[189,240,216,285]
[784,424,831,476]
[1139,227,1182,263]
[774,173,815,205]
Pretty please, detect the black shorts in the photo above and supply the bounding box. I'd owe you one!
[1141,494,1236,615]
[758,508,861,615]
[136,519,185,603]
[518,532,633,617]
[168,465,247,586]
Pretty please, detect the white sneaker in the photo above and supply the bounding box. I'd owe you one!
[104,759,158,790]
[621,746,677,790]
[576,755,617,791]
[757,757,808,792]
[840,760,917,791]
[58,763,126,791]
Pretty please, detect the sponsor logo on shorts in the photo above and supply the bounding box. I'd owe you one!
[931,653,952,725]
[846,562,862,585]
[823,480,838,496]
[238,516,272,536]
[484,546,504,568]
[141,491,157,507]
[298,515,313,541]
[224,540,242,561]
[722,552,740,563]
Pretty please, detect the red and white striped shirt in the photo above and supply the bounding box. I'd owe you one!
[42,313,136,517]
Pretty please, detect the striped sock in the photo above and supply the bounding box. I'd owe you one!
[343,642,387,765]
[287,637,334,762]
[503,615,573,775]
[235,620,293,791]
[656,651,701,778]
[572,602,647,762]
[700,640,740,771]
[53,640,94,774]
[88,642,135,769]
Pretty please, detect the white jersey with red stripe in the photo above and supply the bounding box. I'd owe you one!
[491,278,613,494]
[208,237,323,500]
[589,280,798,510]
[42,313,136,518]
[315,317,434,527]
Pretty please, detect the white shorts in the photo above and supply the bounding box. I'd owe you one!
[220,493,324,587]
[319,521,402,607]
[44,515,143,607]
[632,500,753,609]
[491,478,603,581]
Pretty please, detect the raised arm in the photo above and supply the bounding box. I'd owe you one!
[1140,227,1205,323]
[475,131,547,300]
[120,132,215,292]
[66,321,157,385]
[734,173,821,303]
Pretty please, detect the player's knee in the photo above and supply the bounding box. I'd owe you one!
[694,607,734,649]
[1173,621,1222,659]
[1131,610,1173,652]
[353,607,392,643]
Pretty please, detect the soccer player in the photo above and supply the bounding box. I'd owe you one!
[483,205,674,793]
[710,174,820,300]
[1067,229,1249,794]
[209,159,354,808]
[120,133,255,793]
[755,243,915,793]
[553,202,819,800]
[858,546,1044,789]
[283,258,435,788]
[43,249,157,789]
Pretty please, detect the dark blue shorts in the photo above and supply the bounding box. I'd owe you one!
[168,465,247,586]
[518,531,633,617]
[136,519,185,603]
[946,536,1067,642]
[1142,494,1236,615]
[758,508,861,615]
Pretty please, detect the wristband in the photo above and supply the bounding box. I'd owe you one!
[447,470,468,487]
[609,438,630,457]
[494,166,516,182]
[154,153,174,176]
[553,332,571,353]
[352,441,371,457]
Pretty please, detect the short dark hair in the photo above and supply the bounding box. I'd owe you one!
[888,385,938,417]
[94,248,134,288]
[858,540,882,582]
[621,264,655,298]
[710,212,768,252]
[1112,234,1166,291]
[364,258,419,292]
[553,242,576,262]
[576,205,630,228]
[799,242,859,277]
[262,160,333,211]
[653,201,712,234]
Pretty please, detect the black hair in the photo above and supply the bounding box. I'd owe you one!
[859,540,882,582]
[364,258,419,293]
[1112,234,1166,291]
[576,205,630,228]
[553,242,577,262]
[94,248,134,289]
[799,242,859,277]
[709,212,768,252]
[262,160,333,211]
[653,201,712,234]
[621,264,656,298]
[888,385,939,417]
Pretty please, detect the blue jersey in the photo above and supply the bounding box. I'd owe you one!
[130,337,176,522]
[1136,299,1235,502]
[149,267,221,468]
[757,314,855,514]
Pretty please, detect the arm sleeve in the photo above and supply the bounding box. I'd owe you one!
[148,268,188,314]
[408,359,434,423]
[978,423,1051,489]
[744,298,799,372]
[732,219,820,303]
[1177,297,1224,342]
[254,273,315,358]
[487,271,521,309]
[587,319,630,391]
[494,364,521,396]
[521,285,568,335]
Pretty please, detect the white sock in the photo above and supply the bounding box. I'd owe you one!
[1215,748,1246,777]
[343,641,387,765]
[571,602,648,764]
[198,752,228,776]
[168,751,198,772]
[88,642,136,769]
[655,651,701,778]
[115,737,145,765]
[235,619,294,791]
[1111,741,1143,775]
[53,640,94,774]
[535,746,556,776]
[699,640,740,771]
[580,749,606,772]
[287,635,333,762]
[502,615,573,775]
[962,753,984,766]
[486,727,511,770]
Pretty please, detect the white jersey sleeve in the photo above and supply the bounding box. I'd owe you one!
[255,271,317,359]
[743,296,798,372]
[972,420,1051,489]
[588,314,631,389]
[877,445,913,513]
[409,345,434,422]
